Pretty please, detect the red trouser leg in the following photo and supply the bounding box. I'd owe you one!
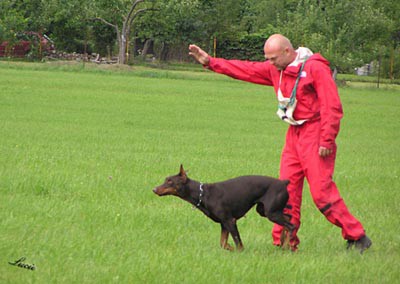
[272,121,365,249]
[304,130,365,241]
[272,128,305,248]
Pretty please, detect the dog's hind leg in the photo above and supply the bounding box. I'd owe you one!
[256,202,266,217]
[266,211,295,235]
[257,201,294,230]
[266,210,292,226]
[280,228,291,250]
[220,224,234,251]
[267,211,297,250]
[256,202,291,249]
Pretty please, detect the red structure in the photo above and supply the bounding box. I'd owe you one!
[0,32,54,58]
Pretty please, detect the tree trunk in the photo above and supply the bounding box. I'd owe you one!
[141,39,153,58]
[118,26,127,64]
[159,42,169,61]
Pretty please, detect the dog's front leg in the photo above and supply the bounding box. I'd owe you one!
[223,219,244,251]
[220,224,234,251]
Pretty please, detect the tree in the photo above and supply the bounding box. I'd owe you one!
[277,0,392,72]
[0,0,54,57]
[93,0,154,64]
[373,0,400,79]
[0,1,30,43]
[1,0,398,76]
[134,0,205,61]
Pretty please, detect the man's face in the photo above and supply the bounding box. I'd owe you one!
[264,47,290,71]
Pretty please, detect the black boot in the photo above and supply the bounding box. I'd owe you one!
[347,235,372,254]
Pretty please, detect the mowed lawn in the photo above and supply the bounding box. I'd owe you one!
[0,62,399,283]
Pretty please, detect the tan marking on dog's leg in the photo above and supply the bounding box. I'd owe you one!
[220,229,234,251]
[236,241,244,252]
[288,230,297,252]
[280,228,290,250]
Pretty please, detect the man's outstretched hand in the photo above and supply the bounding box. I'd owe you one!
[189,44,210,65]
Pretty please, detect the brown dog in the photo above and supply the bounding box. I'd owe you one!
[153,165,294,251]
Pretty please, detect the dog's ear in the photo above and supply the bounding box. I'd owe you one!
[282,179,290,186]
[179,164,188,183]
[179,164,185,175]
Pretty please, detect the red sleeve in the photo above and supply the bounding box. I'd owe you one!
[207,57,273,86]
[311,62,343,149]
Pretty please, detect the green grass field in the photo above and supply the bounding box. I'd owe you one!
[1,61,399,283]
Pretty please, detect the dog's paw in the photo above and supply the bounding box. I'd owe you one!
[223,243,235,251]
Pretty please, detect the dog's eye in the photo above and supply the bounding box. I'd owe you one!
[167,179,173,185]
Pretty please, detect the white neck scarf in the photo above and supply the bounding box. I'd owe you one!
[276,47,313,125]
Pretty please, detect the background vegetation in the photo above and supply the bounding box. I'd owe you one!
[0,62,399,283]
[0,0,399,77]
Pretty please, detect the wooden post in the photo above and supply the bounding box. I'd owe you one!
[390,46,394,81]
[377,55,381,89]
[213,36,217,58]
[126,37,129,64]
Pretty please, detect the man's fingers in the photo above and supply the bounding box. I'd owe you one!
[188,44,209,65]
[319,147,333,157]
[188,44,200,56]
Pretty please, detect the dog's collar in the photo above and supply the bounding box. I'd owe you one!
[193,183,204,208]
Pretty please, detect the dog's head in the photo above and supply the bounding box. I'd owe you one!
[153,164,189,196]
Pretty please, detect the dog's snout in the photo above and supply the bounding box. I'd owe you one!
[153,187,162,195]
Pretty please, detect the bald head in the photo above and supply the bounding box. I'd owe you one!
[264,34,296,70]
[265,34,293,51]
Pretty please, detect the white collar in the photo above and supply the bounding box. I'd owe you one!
[288,47,313,67]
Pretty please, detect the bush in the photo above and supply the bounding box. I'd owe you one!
[216,26,277,61]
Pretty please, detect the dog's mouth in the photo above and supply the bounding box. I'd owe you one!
[153,186,176,196]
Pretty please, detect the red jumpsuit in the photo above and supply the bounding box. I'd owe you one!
[207,53,366,249]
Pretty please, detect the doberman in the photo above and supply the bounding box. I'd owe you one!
[153,165,295,251]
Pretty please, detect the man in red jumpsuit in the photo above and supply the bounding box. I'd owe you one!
[189,34,372,253]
